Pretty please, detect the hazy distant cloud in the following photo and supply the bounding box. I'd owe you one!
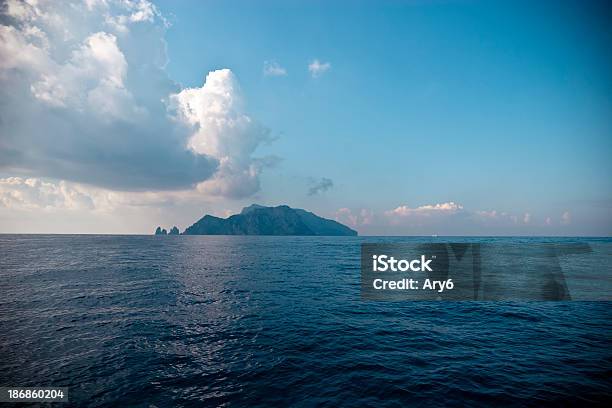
[263,60,287,77]
[334,207,373,228]
[475,209,526,225]
[523,212,531,224]
[473,208,583,230]
[476,210,498,218]
[337,204,586,235]
[386,202,464,217]
[335,208,357,227]
[308,177,333,195]
[0,176,217,213]
[308,59,331,78]
[561,211,571,225]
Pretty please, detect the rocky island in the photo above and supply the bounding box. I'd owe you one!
[154,226,179,235]
[155,204,357,236]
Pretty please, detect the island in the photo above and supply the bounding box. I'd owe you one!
[179,204,358,236]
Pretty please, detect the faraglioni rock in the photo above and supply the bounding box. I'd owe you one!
[169,226,180,235]
[183,204,358,236]
[154,226,167,235]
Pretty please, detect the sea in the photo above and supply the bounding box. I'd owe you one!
[0,235,610,407]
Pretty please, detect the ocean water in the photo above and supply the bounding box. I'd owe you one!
[0,235,610,407]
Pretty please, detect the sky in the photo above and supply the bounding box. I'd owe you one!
[0,0,610,235]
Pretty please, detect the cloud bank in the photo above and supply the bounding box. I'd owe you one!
[0,0,274,197]
[0,177,95,210]
[330,202,580,235]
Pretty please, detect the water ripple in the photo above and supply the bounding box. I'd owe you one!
[0,235,610,407]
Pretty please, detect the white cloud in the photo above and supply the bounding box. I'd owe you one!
[308,59,331,78]
[0,25,50,73]
[128,0,156,23]
[29,31,141,119]
[0,176,220,213]
[0,177,95,210]
[0,0,280,194]
[263,60,287,77]
[95,0,163,33]
[170,69,279,198]
[1,1,149,117]
[385,202,464,217]
[0,176,233,234]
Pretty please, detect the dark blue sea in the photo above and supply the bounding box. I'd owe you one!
[1,235,611,407]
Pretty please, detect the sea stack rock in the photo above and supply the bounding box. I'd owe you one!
[169,226,180,235]
[154,227,167,235]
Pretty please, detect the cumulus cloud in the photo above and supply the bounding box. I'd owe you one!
[385,202,464,217]
[101,0,161,33]
[29,31,140,119]
[263,60,286,77]
[0,176,219,213]
[0,177,94,210]
[308,59,330,78]
[171,69,279,198]
[308,177,333,196]
[0,0,274,195]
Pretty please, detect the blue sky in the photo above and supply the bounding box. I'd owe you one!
[0,0,610,234]
[159,0,612,231]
